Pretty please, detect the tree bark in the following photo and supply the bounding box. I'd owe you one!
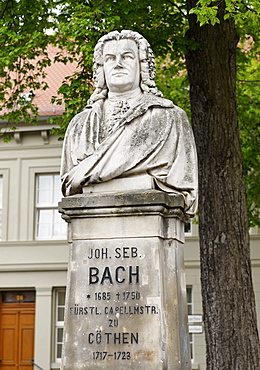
[185,1,260,369]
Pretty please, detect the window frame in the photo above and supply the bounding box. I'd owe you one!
[184,219,192,235]
[53,287,66,364]
[184,218,200,237]
[35,173,66,240]
[187,286,194,361]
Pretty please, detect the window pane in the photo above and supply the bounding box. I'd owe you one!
[38,209,52,223]
[58,307,65,322]
[37,210,52,237]
[57,327,64,342]
[54,174,62,203]
[53,210,66,237]
[38,189,52,205]
[53,224,66,238]
[2,291,35,303]
[54,209,63,224]
[187,287,192,315]
[58,291,66,306]
[37,223,52,238]
[53,189,61,204]
[38,175,52,189]
[187,287,191,301]
[54,174,60,189]
[57,343,62,359]
[37,175,53,204]
[185,220,191,233]
[189,333,193,359]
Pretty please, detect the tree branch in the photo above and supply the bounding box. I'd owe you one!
[165,0,188,19]
[241,1,257,13]
[0,0,12,20]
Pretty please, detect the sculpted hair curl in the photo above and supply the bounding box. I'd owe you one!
[88,30,163,104]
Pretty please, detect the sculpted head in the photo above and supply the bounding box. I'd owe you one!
[88,30,162,104]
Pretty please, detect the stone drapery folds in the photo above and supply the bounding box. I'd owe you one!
[61,93,198,216]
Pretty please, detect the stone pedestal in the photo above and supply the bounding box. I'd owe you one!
[59,190,191,369]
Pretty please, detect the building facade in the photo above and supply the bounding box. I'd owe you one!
[0,120,259,370]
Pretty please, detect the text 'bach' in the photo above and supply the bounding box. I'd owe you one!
[89,266,140,285]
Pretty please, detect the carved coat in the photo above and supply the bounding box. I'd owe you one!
[60,93,198,216]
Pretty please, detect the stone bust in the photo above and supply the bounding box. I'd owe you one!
[60,30,198,216]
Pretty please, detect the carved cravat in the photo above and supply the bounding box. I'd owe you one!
[103,98,130,138]
[101,88,143,141]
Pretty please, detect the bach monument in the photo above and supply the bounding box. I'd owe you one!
[59,30,198,369]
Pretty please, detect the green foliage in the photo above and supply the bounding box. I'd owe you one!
[0,0,259,226]
[155,58,191,117]
[237,36,260,227]
[189,1,220,25]
[0,0,55,126]
[189,0,260,26]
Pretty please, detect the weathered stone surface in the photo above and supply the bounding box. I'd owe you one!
[60,29,196,370]
[83,174,155,194]
[59,189,185,213]
[60,30,198,217]
[60,191,191,369]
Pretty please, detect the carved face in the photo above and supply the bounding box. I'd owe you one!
[103,39,140,93]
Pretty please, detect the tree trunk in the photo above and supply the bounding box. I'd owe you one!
[185,1,260,369]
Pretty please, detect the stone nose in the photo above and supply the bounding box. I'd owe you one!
[114,55,123,68]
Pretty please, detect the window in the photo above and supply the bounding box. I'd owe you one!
[0,176,3,240]
[187,286,194,360]
[185,219,192,234]
[54,288,66,362]
[36,174,66,239]
[1,291,35,303]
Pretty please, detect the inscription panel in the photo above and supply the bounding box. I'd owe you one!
[62,238,167,369]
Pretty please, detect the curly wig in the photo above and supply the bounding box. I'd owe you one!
[88,30,163,104]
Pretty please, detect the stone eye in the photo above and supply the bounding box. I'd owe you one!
[105,55,115,62]
[122,54,133,60]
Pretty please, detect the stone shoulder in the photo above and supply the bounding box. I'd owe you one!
[142,93,186,117]
[67,109,91,131]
